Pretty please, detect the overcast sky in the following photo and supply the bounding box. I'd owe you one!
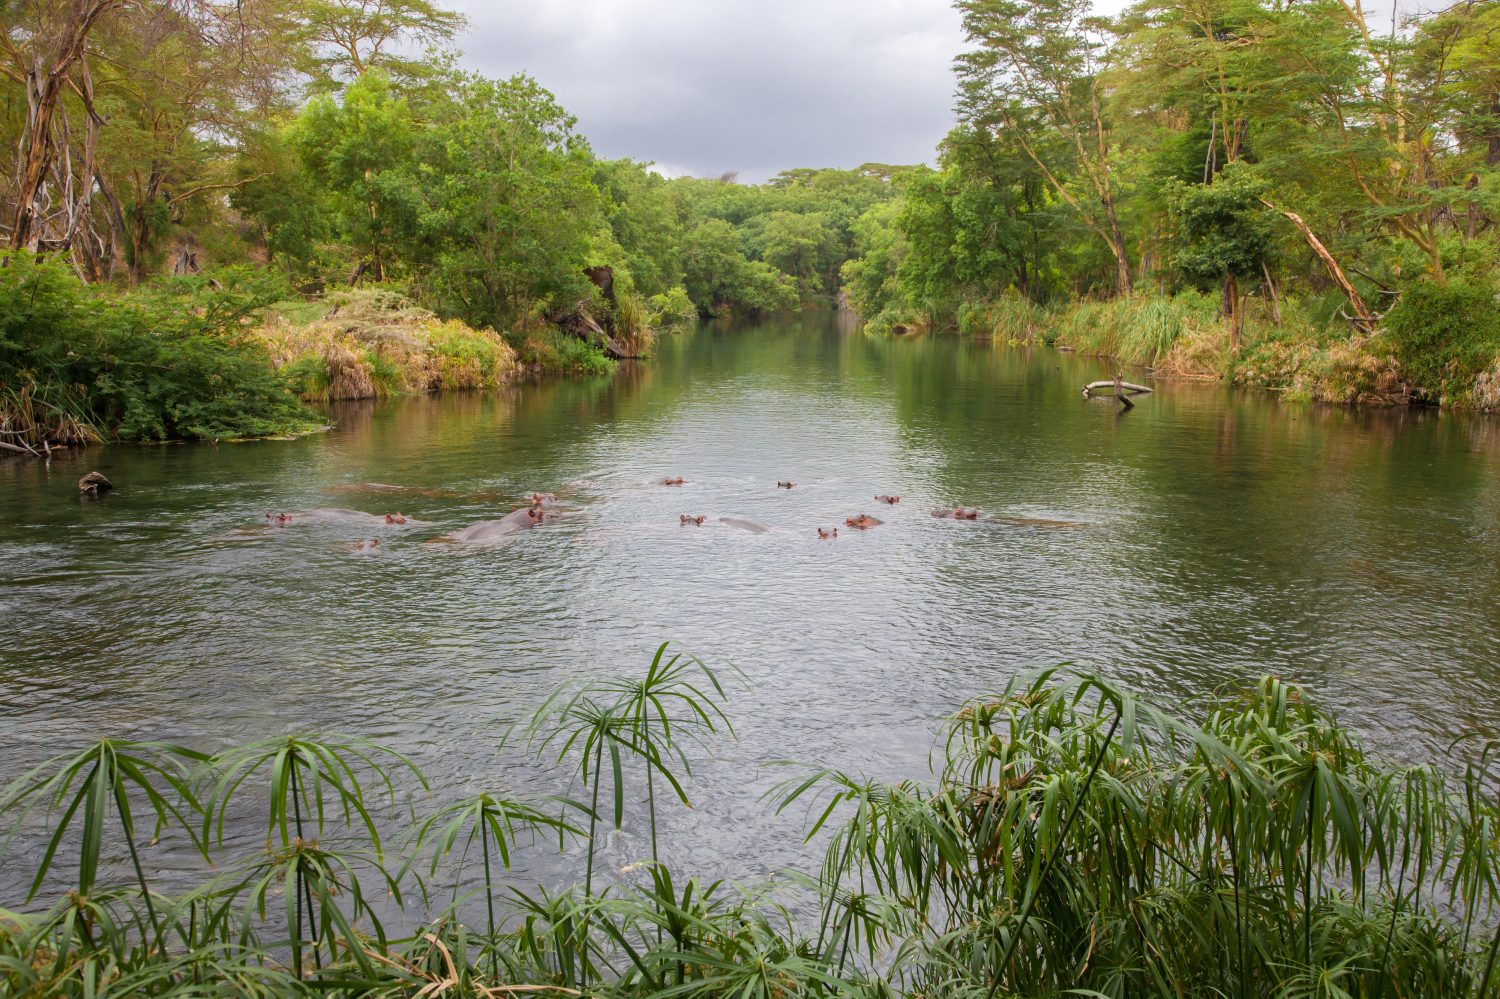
[446,0,968,182]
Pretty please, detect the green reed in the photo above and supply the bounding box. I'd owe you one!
[3,652,1500,998]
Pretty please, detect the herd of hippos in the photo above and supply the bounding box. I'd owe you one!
[256,478,993,550]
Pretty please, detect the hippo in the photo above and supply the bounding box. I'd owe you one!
[845,514,882,530]
[268,508,427,528]
[438,505,550,545]
[719,517,771,534]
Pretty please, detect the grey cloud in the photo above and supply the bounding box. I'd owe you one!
[445,0,965,181]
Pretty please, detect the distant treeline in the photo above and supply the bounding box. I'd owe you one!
[2,1,908,330]
[6,0,1500,415]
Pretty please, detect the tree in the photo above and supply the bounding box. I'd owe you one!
[296,0,466,87]
[1167,162,1274,346]
[956,0,1134,294]
[293,70,421,284]
[751,211,842,298]
[416,75,605,328]
[3,0,129,253]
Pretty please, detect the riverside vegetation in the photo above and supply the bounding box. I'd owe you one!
[0,0,905,449]
[8,0,1500,453]
[840,0,1500,409]
[4,645,1500,997]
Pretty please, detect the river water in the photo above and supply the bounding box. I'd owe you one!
[4,311,1500,901]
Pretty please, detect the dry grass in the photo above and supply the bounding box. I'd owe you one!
[256,290,518,401]
[1469,357,1500,411]
[1233,333,1407,405]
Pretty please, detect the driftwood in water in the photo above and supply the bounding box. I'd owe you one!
[1082,379,1153,397]
[1083,376,1153,410]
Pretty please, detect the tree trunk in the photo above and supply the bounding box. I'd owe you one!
[1262,260,1282,328]
[1262,200,1374,331]
[1103,197,1133,297]
[10,1,125,252]
[1224,273,1241,349]
[1489,95,1500,168]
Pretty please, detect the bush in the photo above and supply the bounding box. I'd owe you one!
[613,292,659,357]
[648,287,697,332]
[0,254,317,445]
[1380,278,1500,402]
[506,328,614,376]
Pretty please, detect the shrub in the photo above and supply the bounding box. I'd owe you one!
[613,292,659,357]
[0,254,317,446]
[648,287,697,332]
[1380,278,1500,402]
[955,295,1045,342]
[507,328,614,376]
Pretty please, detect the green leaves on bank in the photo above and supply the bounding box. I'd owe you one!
[6,655,1500,996]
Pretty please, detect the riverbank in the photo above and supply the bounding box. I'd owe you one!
[0,257,655,454]
[940,286,1500,411]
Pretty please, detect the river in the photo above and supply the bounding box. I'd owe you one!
[4,311,1500,901]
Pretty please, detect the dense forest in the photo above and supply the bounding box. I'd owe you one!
[3,0,1500,451]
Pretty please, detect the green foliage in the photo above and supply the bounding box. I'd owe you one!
[417,75,606,329]
[1381,278,1500,399]
[4,655,1500,997]
[0,255,318,445]
[648,287,698,332]
[507,328,614,376]
[680,219,800,317]
[293,71,422,284]
[1167,164,1277,290]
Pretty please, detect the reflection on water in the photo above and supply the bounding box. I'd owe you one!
[4,311,1500,898]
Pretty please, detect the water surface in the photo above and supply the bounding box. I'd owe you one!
[4,312,1500,897]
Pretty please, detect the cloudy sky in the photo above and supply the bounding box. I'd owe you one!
[446,0,968,182]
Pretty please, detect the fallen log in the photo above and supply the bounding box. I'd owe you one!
[1082,380,1153,397]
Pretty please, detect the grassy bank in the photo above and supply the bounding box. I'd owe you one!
[4,648,1500,997]
[0,257,660,453]
[944,284,1500,410]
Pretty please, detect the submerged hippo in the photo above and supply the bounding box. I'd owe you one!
[845,514,882,530]
[437,505,551,545]
[267,508,428,528]
[719,517,771,534]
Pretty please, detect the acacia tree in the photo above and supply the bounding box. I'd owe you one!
[297,0,466,86]
[3,0,128,254]
[93,1,302,283]
[956,0,1134,295]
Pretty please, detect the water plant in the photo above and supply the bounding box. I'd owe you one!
[4,653,1500,997]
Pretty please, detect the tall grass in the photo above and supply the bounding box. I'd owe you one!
[3,653,1499,997]
[613,292,661,358]
[1050,293,1214,368]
